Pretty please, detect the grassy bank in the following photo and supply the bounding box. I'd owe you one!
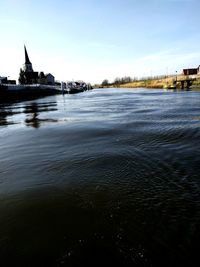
[94,75,200,89]
[117,75,178,88]
[191,78,200,89]
[119,79,164,88]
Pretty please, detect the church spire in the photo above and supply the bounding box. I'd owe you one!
[24,45,31,64]
[23,45,33,72]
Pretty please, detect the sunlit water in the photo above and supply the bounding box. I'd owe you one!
[0,88,200,266]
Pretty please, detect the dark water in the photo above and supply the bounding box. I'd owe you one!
[0,88,200,266]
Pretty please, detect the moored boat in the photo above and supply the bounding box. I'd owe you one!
[63,81,92,94]
[163,79,177,90]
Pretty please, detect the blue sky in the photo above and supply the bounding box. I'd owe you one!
[0,0,200,84]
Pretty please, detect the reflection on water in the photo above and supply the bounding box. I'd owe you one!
[0,104,18,126]
[24,102,58,128]
[0,89,200,266]
[0,99,58,128]
[25,102,40,128]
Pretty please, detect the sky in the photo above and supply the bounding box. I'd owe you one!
[0,0,200,84]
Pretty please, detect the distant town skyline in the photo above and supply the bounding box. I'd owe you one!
[0,0,200,84]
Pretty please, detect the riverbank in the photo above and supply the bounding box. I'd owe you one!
[0,83,93,102]
[95,75,200,89]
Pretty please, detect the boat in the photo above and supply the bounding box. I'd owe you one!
[163,79,177,90]
[63,81,92,94]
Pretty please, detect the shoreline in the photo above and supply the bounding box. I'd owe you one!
[95,75,200,90]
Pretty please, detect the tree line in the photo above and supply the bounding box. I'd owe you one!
[101,74,168,87]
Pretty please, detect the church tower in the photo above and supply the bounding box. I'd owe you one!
[23,45,33,72]
[19,45,39,84]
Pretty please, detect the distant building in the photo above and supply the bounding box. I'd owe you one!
[38,72,55,85]
[38,72,46,84]
[19,46,55,85]
[19,45,39,84]
[7,80,16,84]
[183,66,200,76]
[46,73,55,85]
[0,77,7,84]
[0,77,16,85]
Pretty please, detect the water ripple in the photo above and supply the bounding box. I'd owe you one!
[0,88,200,266]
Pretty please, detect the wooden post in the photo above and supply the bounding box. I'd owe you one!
[181,81,184,90]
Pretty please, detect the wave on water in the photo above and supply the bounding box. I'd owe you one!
[0,88,200,266]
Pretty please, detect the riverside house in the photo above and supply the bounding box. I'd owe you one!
[183,66,200,76]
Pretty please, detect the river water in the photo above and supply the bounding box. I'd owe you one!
[0,88,200,266]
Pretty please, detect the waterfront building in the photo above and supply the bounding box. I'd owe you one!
[0,77,7,84]
[38,72,46,84]
[19,45,39,84]
[19,46,55,85]
[46,73,55,85]
[0,77,16,85]
[183,66,200,76]
[38,72,55,85]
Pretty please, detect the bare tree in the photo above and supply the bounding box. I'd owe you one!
[18,68,26,84]
[102,79,109,86]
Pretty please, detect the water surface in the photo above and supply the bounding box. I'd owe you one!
[0,88,200,266]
